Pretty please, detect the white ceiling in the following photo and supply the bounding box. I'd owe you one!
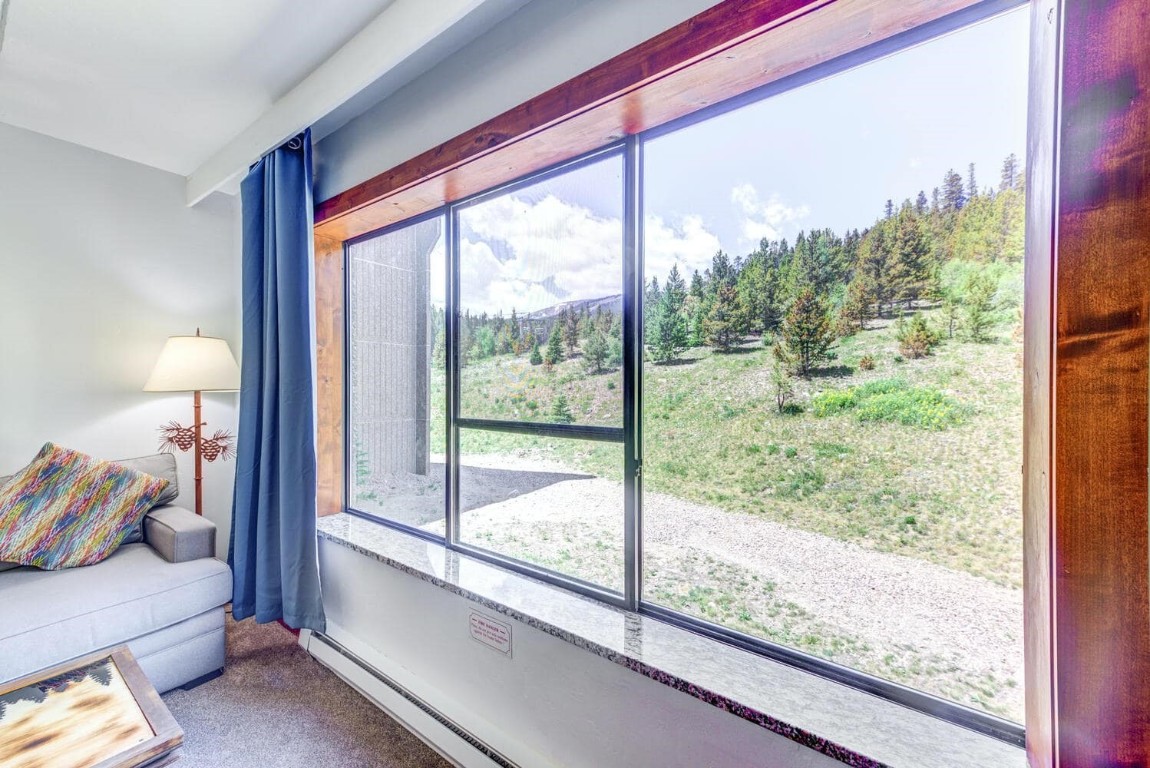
[0,0,457,177]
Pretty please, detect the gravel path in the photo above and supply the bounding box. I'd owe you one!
[409,452,1023,719]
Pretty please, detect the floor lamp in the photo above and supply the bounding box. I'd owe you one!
[144,330,241,516]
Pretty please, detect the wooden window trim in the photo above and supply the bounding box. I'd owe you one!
[314,0,1150,764]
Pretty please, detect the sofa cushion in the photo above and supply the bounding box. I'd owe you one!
[113,453,180,544]
[0,543,232,684]
[1,453,179,547]
[0,443,169,570]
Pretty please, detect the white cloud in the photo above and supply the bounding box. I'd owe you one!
[730,183,809,245]
[459,194,622,314]
[458,193,722,313]
[644,213,722,284]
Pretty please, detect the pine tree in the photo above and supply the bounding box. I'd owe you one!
[649,297,690,364]
[644,277,663,339]
[967,163,979,201]
[689,270,705,300]
[915,190,929,216]
[649,264,690,363]
[509,308,521,354]
[889,204,932,307]
[884,199,895,219]
[703,283,746,352]
[563,306,580,357]
[549,393,575,424]
[736,258,781,334]
[710,250,736,287]
[896,313,941,358]
[1000,153,1020,192]
[942,169,966,211]
[856,221,896,317]
[664,264,685,297]
[545,322,564,365]
[836,277,873,337]
[963,270,997,342]
[606,314,623,368]
[529,343,543,366]
[778,287,835,377]
[582,326,609,373]
[685,295,707,347]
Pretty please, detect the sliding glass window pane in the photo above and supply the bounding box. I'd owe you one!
[641,9,1028,721]
[348,216,447,529]
[457,154,624,427]
[445,430,624,593]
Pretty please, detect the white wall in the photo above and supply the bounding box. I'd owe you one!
[0,121,241,554]
[314,0,721,202]
[321,539,840,768]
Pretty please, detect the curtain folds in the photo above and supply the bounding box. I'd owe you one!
[229,129,326,631]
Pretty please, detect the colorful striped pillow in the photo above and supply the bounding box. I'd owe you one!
[0,443,170,570]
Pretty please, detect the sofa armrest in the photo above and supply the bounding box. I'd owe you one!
[144,505,216,563]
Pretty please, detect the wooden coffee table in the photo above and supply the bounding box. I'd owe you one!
[0,646,183,768]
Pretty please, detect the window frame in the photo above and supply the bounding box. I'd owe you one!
[341,31,1027,739]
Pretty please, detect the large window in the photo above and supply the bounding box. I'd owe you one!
[347,5,1028,741]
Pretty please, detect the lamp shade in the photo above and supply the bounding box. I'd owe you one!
[144,335,241,392]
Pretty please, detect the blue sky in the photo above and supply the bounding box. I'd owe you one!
[457,6,1030,312]
[645,6,1030,258]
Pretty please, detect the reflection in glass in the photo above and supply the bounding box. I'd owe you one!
[349,216,446,528]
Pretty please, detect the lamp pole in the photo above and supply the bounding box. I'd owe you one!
[193,387,204,516]
[192,328,204,516]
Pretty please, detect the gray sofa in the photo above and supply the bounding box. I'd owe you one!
[0,454,232,693]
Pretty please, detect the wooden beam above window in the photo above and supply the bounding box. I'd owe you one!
[313,0,991,239]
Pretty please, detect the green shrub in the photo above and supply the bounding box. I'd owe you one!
[550,394,575,424]
[896,314,941,359]
[854,388,965,430]
[812,388,857,416]
[812,378,965,430]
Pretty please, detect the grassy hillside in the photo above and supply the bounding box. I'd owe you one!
[441,294,1022,589]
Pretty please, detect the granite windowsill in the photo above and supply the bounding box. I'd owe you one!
[317,513,1025,768]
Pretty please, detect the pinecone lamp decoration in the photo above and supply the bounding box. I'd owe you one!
[144,330,241,516]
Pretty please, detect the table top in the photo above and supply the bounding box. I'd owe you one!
[0,645,183,768]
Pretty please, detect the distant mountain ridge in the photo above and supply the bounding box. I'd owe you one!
[524,294,622,321]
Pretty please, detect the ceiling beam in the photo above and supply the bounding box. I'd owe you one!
[184,0,498,206]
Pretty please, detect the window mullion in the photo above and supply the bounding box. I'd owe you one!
[445,207,460,547]
[623,134,643,611]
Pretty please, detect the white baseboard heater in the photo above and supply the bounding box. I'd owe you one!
[302,630,519,768]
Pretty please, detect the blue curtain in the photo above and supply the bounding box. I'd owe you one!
[230,129,326,631]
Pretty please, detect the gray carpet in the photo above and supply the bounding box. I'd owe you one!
[162,615,451,768]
